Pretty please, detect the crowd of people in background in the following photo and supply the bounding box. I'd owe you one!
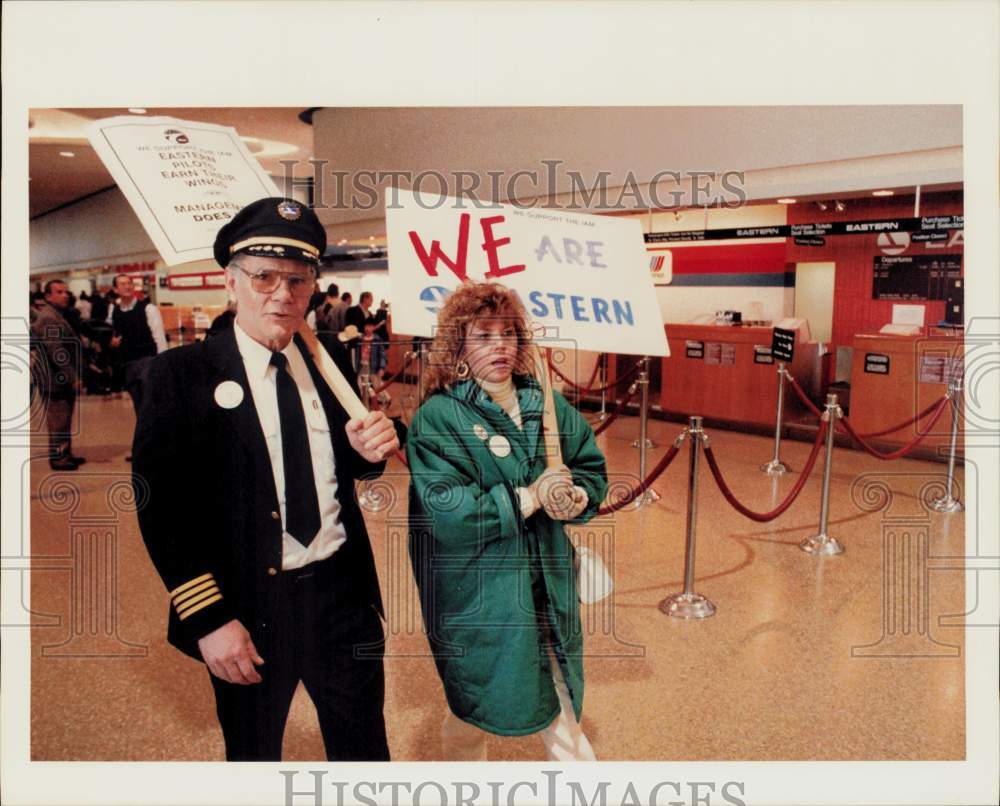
[30,276,396,470]
[209,281,393,406]
[29,275,170,468]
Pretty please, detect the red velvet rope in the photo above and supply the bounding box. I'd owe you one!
[851,395,949,438]
[784,373,949,440]
[592,383,639,436]
[784,373,825,418]
[597,441,683,515]
[836,396,951,460]
[702,420,828,522]
[548,357,642,394]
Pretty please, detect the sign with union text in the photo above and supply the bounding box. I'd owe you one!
[87,116,279,265]
[386,190,669,356]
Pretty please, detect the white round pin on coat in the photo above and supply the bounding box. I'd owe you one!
[214,380,244,409]
[488,434,511,458]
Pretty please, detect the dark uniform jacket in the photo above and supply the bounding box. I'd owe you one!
[132,327,385,661]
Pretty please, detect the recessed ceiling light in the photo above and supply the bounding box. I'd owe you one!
[128,108,147,115]
[872,190,894,197]
[59,151,75,158]
[777,198,796,204]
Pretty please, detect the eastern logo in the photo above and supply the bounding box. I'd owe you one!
[163,128,190,145]
[277,200,302,221]
[419,285,451,315]
[877,231,910,256]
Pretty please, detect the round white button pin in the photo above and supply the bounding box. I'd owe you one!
[214,380,244,409]
[488,434,511,458]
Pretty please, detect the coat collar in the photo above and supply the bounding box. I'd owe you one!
[446,375,545,464]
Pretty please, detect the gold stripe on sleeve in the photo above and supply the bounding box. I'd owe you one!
[170,573,213,598]
[177,594,223,621]
[172,579,216,606]
[175,587,222,617]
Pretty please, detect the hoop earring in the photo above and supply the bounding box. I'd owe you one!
[455,360,470,380]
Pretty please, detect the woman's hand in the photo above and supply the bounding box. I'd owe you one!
[530,466,589,520]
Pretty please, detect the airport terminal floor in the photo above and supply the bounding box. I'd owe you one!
[28,388,965,762]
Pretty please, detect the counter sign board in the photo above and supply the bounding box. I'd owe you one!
[771,327,796,362]
[386,189,669,356]
[87,116,280,265]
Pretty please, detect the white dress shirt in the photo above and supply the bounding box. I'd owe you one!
[234,322,348,570]
[107,298,168,353]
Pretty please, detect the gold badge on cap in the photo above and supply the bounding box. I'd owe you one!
[472,423,488,441]
[214,380,244,409]
[277,200,301,221]
[488,434,511,458]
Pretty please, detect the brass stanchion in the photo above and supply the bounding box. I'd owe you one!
[800,394,845,556]
[631,357,657,450]
[659,416,716,619]
[760,362,792,475]
[931,377,964,513]
[627,357,660,508]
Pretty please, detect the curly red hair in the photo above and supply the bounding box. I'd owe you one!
[421,282,536,399]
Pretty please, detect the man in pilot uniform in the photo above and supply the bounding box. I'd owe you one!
[133,197,399,761]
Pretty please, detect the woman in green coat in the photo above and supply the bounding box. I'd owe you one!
[406,282,609,760]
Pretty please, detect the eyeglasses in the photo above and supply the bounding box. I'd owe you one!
[236,266,314,297]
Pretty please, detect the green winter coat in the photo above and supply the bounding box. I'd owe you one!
[406,375,608,735]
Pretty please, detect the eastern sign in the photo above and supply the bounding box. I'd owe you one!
[645,215,964,243]
[87,116,279,265]
[386,190,669,356]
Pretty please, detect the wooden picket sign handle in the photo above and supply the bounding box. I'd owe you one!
[530,341,563,470]
[297,323,369,421]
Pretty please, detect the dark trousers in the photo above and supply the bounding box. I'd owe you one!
[208,559,389,761]
[46,392,75,460]
[124,356,154,416]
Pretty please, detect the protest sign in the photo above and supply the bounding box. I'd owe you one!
[385,190,668,356]
[87,116,279,265]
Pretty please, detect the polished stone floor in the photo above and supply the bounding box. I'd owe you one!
[27,387,966,761]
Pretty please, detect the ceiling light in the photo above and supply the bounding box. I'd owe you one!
[872,190,894,197]
[128,108,147,115]
[816,201,828,211]
[834,200,846,212]
[777,198,796,204]
[59,151,75,158]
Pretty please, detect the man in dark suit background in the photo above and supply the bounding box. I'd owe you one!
[132,198,399,761]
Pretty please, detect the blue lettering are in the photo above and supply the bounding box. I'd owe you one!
[533,235,608,268]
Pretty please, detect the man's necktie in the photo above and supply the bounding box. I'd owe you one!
[270,351,321,546]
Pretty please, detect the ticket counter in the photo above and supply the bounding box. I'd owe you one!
[848,333,962,449]
[657,324,815,426]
